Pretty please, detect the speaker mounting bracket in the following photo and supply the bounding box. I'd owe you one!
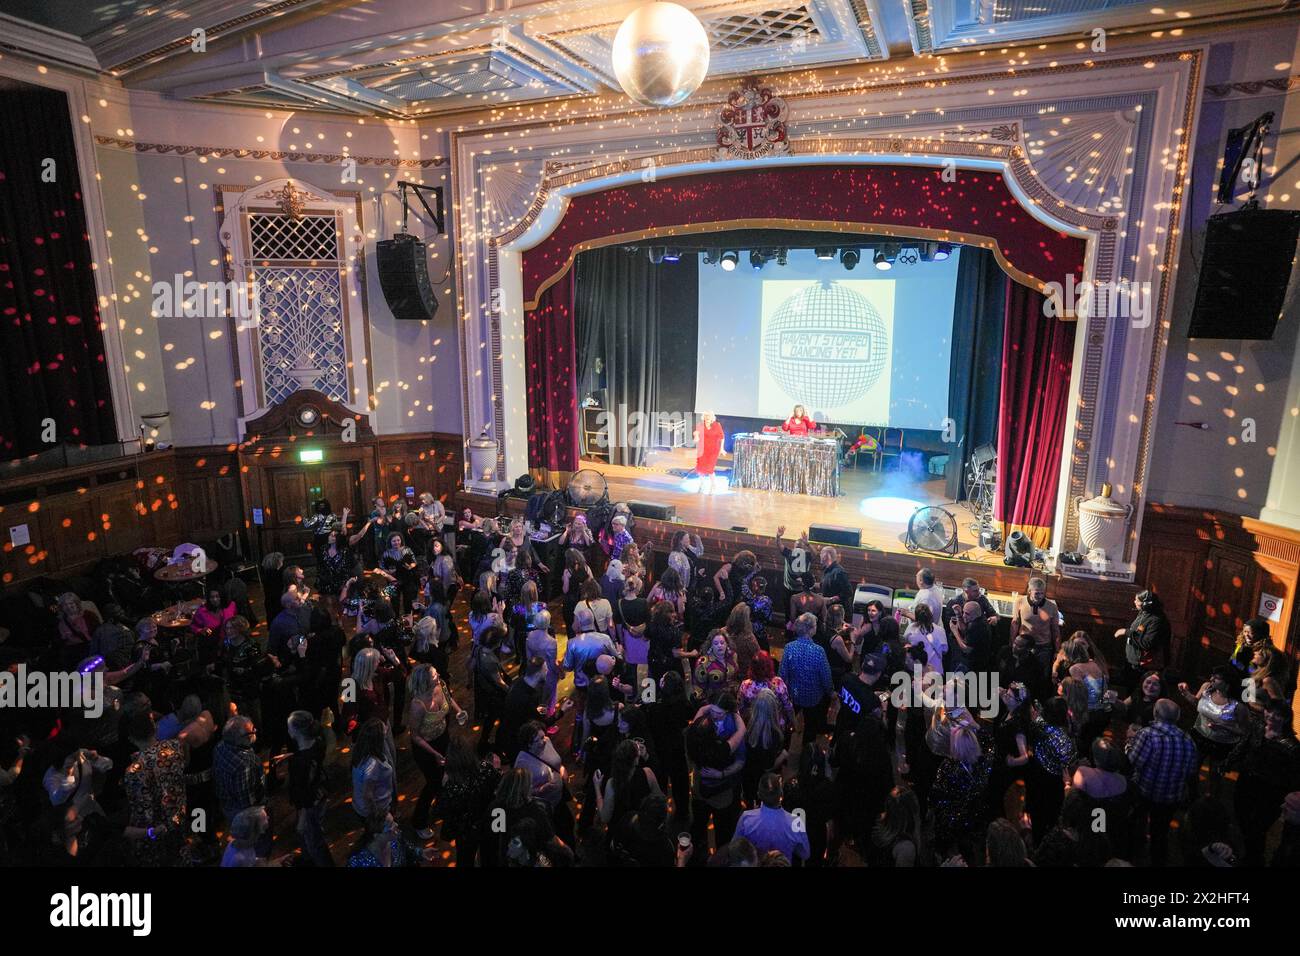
[397,181,445,234]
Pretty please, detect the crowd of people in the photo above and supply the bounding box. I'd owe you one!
[1,493,1298,869]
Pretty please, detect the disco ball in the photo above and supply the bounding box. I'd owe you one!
[763,282,889,410]
[611,2,710,108]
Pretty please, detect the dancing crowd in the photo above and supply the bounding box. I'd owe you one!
[1,493,1298,869]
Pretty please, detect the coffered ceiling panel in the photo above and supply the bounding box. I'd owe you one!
[0,0,1290,115]
[906,0,1284,53]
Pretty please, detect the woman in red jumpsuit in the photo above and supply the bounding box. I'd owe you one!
[694,411,725,495]
[782,404,817,437]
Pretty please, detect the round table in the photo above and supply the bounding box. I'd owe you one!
[152,599,201,631]
[154,559,219,583]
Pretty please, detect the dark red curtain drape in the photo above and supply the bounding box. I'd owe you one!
[0,85,117,460]
[995,281,1075,548]
[525,268,579,471]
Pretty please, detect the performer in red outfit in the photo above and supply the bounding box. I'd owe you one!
[694,411,725,494]
[781,404,817,437]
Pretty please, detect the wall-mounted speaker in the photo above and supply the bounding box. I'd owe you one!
[1188,207,1300,340]
[376,233,438,321]
[808,523,862,548]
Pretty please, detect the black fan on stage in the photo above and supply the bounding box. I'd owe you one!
[906,506,958,557]
[566,468,609,507]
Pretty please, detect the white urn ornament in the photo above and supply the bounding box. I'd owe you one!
[467,424,499,489]
[1074,483,1132,567]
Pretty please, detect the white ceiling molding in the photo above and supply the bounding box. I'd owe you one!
[0,14,100,72]
[906,0,1284,54]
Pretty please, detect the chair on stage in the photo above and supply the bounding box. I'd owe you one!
[847,427,882,470]
[877,428,905,471]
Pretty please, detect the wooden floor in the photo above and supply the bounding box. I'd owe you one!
[576,447,1004,566]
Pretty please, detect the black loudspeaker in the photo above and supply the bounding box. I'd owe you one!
[808,523,862,548]
[376,233,438,321]
[627,500,676,521]
[1188,207,1300,340]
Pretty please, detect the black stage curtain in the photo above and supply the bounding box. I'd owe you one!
[0,85,118,460]
[945,247,1007,500]
[574,248,698,467]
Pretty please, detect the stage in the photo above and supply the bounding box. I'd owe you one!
[577,446,1006,567]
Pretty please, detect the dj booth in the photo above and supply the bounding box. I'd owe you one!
[730,432,841,497]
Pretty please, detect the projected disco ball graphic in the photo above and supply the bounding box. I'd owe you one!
[763,282,888,408]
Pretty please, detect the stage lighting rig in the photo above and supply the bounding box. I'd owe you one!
[648,246,665,265]
[840,248,860,270]
[933,243,952,260]
[720,250,738,271]
[872,249,890,271]
[703,248,720,265]
[814,247,836,260]
[663,247,681,262]
[776,248,788,266]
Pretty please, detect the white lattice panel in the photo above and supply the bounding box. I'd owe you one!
[706,7,819,49]
[254,266,349,406]
[250,213,339,261]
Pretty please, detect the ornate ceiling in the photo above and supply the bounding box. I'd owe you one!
[0,0,1286,115]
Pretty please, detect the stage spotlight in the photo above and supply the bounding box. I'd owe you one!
[918,242,934,262]
[663,247,681,262]
[840,248,860,270]
[749,249,765,270]
[703,248,720,265]
[648,246,665,265]
[1004,531,1035,568]
[873,249,891,271]
[934,242,952,260]
[776,248,788,266]
[720,250,738,271]
[814,247,836,260]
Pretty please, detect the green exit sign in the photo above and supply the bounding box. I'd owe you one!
[299,448,324,463]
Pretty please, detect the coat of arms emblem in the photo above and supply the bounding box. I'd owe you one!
[717,78,789,160]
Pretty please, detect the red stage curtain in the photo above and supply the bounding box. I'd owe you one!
[995,281,1076,548]
[0,86,117,459]
[525,268,579,471]
[522,165,1085,307]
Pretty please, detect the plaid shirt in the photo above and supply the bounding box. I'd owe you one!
[1126,720,1198,804]
[778,637,833,707]
[214,741,264,820]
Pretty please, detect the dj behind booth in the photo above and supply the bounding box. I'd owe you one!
[730,404,841,497]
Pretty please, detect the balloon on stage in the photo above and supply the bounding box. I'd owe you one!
[612,2,711,108]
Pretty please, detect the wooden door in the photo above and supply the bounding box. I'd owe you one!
[260,462,361,559]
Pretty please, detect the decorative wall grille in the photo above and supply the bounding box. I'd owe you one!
[248,210,348,406]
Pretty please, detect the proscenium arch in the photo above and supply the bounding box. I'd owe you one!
[487,151,1103,547]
